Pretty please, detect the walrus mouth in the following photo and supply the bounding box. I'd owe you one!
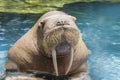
[55,41,71,56]
[52,42,74,76]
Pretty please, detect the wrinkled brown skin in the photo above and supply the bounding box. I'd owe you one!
[6,11,88,80]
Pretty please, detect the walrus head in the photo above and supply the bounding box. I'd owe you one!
[38,12,80,76]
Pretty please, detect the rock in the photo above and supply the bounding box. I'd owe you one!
[5,72,45,80]
[5,76,44,80]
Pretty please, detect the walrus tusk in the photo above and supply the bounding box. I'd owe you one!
[52,48,59,76]
[65,47,74,75]
[52,47,74,76]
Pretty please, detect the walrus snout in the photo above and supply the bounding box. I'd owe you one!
[55,41,71,56]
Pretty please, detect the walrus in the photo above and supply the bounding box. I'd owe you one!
[6,11,88,80]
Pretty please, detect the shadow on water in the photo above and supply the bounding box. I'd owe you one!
[0,1,120,80]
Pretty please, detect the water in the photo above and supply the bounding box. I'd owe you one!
[0,2,120,80]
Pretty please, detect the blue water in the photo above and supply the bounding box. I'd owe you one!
[0,2,120,80]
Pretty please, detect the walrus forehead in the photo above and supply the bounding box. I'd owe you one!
[43,18,78,34]
[42,14,74,21]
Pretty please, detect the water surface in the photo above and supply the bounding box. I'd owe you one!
[0,2,120,80]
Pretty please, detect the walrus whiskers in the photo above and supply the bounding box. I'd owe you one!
[52,48,58,76]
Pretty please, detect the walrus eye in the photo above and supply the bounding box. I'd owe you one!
[39,21,45,31]
[68,15,77,21]
[72,16,76,21]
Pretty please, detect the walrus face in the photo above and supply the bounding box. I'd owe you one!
[41,15,80,57]
[39,14,80,75]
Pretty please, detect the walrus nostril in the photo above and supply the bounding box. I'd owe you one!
[56,20,65,26]
[56,22,62,26]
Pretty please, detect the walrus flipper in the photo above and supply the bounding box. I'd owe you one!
[5,59,19,72]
